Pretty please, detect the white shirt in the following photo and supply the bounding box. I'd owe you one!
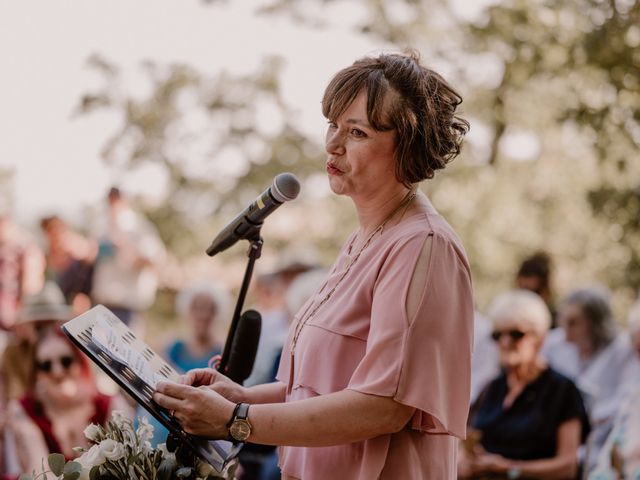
[541,328,640,470]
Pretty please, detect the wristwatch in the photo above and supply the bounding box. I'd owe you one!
[228,402,252,443]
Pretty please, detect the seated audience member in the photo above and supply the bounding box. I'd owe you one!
[460,290,590,479]
[166,281,228,373]
[0,283,69,477]
[0,212,45,330]
[138,281,229,447]
[5,326,131,475]
[91,186,166,327]
[0,283,69,405]
[515,251,556,327]
[542,287,639,470]
[589,300,640,479]
[40,215,96,315]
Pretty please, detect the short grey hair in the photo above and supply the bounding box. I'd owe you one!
[487,289,551,336]
[561,287,617,350]
[175,281,231,320]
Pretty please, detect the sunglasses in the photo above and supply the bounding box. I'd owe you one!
[36,355,76,373]
[491,329,528,342]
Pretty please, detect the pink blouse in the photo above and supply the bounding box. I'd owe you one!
[276,207,474,479]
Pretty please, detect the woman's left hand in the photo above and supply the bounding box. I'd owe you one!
[471,452,511,475]
[153,381,235,438]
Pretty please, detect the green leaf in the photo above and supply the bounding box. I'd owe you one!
[63,462,82,474]
[48,453,66,476]
[18,475,33,480]
[89,466,101,480]
[62,472,80,480]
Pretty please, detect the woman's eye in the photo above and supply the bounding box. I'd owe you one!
[327,121,337,129]
[351,128,366,138]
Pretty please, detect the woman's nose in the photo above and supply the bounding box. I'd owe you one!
[325,129,345,155]
[498,335,514,349]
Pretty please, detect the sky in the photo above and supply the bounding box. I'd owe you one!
[0,0,494,227]
[0,0,382,225]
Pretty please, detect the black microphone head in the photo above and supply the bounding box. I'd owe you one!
[225,310,262,384]
[272,172,300,203]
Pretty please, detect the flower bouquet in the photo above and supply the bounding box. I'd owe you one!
[19,411,238,480]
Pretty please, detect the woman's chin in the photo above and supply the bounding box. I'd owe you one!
[327,176,349,196]
[45,378,80,402]
[499,356,521,370]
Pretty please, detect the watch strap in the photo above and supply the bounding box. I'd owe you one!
[235,402,250,420]
[227,402,242,427]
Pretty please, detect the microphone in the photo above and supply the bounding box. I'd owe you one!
[223,310,262,384]
[206,172,301,257]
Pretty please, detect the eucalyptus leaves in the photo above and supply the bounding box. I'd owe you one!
[18,411,237,480]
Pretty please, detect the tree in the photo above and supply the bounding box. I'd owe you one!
[77,0,640,315]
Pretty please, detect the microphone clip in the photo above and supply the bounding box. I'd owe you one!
[246,236,263,259]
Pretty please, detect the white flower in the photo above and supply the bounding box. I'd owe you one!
[111,410,128,428]
[136,416,154,443]
[141,441,153,455]
[99,438,126,461]
[83,423,102,442]
[77,444,106,468]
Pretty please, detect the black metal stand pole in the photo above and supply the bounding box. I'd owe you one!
[217,235,263,374]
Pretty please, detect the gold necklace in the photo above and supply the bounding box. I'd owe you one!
[287,190,416,392]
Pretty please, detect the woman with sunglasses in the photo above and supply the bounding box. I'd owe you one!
[4,326,130,475]
[459,290,590,479]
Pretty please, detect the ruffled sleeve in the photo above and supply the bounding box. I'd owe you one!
[347,231,474,438]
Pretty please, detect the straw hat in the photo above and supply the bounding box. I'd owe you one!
[19,282,73,324]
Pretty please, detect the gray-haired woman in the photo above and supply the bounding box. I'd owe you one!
[542,287,639,471]
[460,290,590,479]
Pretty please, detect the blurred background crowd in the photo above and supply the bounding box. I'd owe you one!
[1,0,639,478]
[2,205,640,479]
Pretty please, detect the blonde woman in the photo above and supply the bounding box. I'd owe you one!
[460,290,590,479]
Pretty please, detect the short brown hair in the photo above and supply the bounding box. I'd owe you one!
[322,51,469,184]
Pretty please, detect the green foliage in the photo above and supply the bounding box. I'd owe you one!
[48,454,66,476]
[26,415,235,480]
[457,0,640,310]
[77,54,324,259]
[77,0,640,317]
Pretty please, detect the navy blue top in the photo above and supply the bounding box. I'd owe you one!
[471,367,590,460]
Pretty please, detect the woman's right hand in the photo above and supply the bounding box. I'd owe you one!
[180,368,248,404]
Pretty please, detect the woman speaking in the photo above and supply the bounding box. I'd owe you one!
[154,50,474,479]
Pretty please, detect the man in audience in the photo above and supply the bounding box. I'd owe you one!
[91,187,166,327]
[516,251,557,327]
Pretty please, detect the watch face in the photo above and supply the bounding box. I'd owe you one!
[230,419,251,442]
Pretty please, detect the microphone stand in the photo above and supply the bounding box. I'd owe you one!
[217,233,263,375]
